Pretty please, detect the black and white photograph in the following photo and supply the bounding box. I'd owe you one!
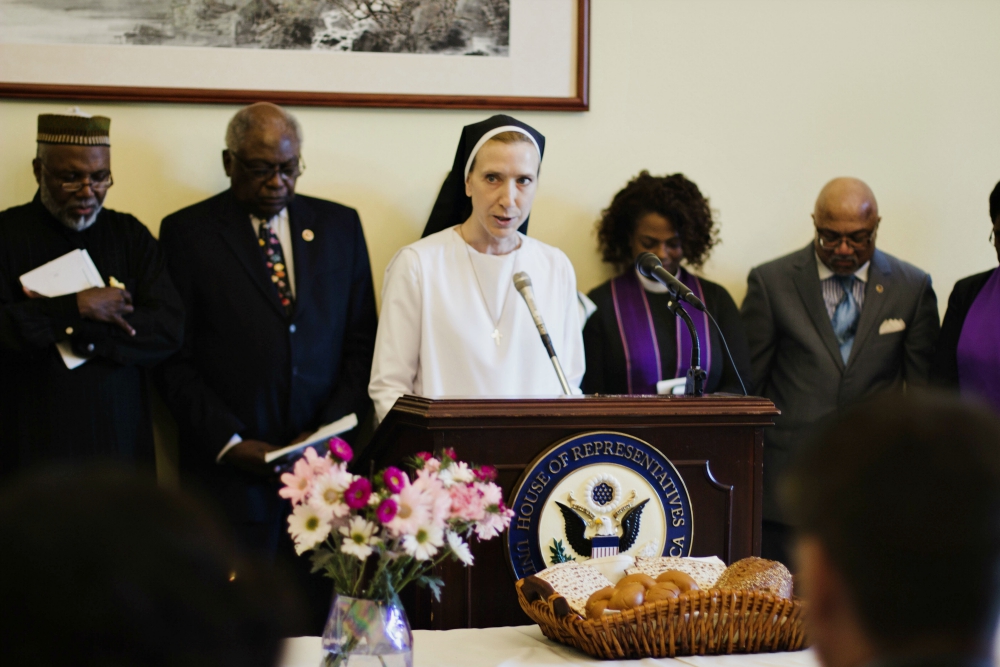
[0,0,510,55]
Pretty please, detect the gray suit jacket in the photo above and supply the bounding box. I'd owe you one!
[741,244,939,521]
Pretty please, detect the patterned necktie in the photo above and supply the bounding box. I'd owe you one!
[831,275,859,364]
[258,220,294,316]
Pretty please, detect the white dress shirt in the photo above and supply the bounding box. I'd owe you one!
[816,253,869,320]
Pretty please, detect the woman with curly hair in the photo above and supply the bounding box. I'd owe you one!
[582,171,750,395]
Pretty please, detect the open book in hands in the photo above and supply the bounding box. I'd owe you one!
[264,412,359,465]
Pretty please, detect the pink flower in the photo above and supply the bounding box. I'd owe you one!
[413,469,450,528]
[415,452,433,462]
[344,478,372,509]
[449,483,486,522]
[474,465,498,483]
[377,498,398,524]
[386,483,431,537]
[473,483,513,540]
[303,447,331,475]
[441,447,457,461]
[383,467,407,494]
[328,437,353,463]
[278,457,314,505]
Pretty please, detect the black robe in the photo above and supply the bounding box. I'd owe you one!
[582,275,752,395]
[0,194,184,475]
[931,268,996,388]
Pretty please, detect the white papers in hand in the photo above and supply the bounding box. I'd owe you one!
[656,377,687,395]
[19,249,105,369]
[264,413,359,463]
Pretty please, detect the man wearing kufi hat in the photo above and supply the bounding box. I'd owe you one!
[0,109,184,475]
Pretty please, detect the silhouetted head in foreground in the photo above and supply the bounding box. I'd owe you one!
[0,467,302,667]
[784,391,1000,667]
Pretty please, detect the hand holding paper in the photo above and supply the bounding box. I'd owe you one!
[264,413,359,464]
[19,249,107,369]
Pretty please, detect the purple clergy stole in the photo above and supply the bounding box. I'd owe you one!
[610,267,712,395]
[957,268,1000,412]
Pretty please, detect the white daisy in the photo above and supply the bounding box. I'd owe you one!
[309,472,351,519]
[446,530,474,566]
[401,523,444,561]
[438,461,475,487]
[339,516,380,561]
[287,503,330,555]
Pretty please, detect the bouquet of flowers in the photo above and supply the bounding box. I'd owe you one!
[280,440,514,602]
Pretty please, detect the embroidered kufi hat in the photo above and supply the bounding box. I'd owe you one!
[37,107,111,146]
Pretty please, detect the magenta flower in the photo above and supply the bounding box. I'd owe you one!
[415,451,432,462]
[383,466,407,493]
[328,437,353,464]
[377,497,398,523]
[344,478,372,509]
[441,447,457,461]
[474,465,498,483]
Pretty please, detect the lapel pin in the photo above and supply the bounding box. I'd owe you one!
[876,284,884,293]
[302,229,314,242]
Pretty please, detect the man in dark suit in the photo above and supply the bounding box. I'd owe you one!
[741,177,939,565]
[785,391,1000,667]
[157,103,377,557]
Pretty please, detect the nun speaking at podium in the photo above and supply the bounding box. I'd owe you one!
[368,115,584,421]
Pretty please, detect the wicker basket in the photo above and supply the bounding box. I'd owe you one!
[516,576,808,660]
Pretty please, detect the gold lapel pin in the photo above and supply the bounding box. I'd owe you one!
[302,229,315,242]
[876,284,884,293]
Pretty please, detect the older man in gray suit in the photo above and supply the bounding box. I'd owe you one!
[741,177,940,565]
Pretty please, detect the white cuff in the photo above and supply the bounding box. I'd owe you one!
[217,433,242,464]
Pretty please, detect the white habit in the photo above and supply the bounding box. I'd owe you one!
[369,227,584,421]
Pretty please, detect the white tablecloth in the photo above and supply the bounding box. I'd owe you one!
[279,625,818,667]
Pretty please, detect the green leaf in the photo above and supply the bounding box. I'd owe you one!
[310,549,335,574]
[417,575,445,602]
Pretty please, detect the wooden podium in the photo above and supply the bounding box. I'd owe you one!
[359,394,778,630]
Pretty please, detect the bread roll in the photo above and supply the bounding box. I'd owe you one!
[617,573,657,590]
[645,582,680,602]
[713,557,793,600]
[587,599,610,619]
[608,583,645,610]
[655,570,699,592]
[586,586,615,607]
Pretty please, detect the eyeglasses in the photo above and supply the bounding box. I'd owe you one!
[231,152,305,182]
[815,228,875,250]
[40,163,113,192]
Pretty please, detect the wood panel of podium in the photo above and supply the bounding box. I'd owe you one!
[358,394,778,630]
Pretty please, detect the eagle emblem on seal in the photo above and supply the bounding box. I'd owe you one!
[555,474,649,559]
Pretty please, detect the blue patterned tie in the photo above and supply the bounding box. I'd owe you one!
[831,275,859,364]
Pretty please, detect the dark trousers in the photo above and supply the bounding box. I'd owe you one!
[236,509,332,637]
[761,520,795,573]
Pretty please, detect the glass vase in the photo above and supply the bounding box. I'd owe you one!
[320,594,413,667]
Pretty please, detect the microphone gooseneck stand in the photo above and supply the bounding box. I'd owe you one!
[664,295,707,396]
[513,271,573,395]
[636,253,706,397]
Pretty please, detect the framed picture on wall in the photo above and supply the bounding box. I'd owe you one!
[0,0,589,111]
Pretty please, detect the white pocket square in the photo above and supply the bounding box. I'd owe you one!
[879,318,906,335]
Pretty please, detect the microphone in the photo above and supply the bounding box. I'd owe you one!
[513,272,572,395]
[635,253,706,311]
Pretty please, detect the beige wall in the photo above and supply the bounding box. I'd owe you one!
[4,0,999,314]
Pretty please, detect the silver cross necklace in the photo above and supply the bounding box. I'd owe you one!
[458,226,521,347]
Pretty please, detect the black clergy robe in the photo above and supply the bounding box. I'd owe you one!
[582,275,752,395]
[0,194,184,475]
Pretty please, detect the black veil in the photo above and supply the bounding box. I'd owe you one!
[422,115,545,238]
